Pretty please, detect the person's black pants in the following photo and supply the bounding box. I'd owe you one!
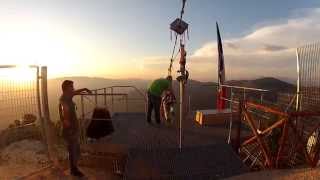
[63,131,80,171]
[147,92,161,124]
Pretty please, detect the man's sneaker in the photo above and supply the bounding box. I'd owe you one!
[70,168,84,177]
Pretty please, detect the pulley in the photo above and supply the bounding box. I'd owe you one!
[170,18,188,35]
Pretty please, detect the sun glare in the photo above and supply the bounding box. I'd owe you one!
[0,66,35,85]
[12,66,36,81]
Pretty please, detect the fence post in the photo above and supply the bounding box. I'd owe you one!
[40,66,52,159]
[188,95,191,113]
[94,90,98,106]
[295,48,301,112]
[125,95,128,112]
[36,66,44,139]
[259,93,264,129]
[111,87,114,112]
[104,88,107,106]
[234,99,243,153]
[80,95,85,143]
[227,87,233,144]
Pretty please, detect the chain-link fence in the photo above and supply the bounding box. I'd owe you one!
[0,65,50,178]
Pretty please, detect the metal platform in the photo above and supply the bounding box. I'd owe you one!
[25,112,248,179]
[97,113,248,179]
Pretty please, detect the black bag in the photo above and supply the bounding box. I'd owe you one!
[86,107,114,139]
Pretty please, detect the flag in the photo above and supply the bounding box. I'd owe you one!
[216,22,226,110]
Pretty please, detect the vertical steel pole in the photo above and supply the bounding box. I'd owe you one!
[41,66,50,135]
[111,87,114,112]
[179,81,184,150]
[188,95,191,113]
[80,95,85,143]
[103,88,107,106]
[227,87,233,144]
[296,48,301,111]
[259,93,264,129]
[94,90,98,106]
[235,99,242,153]
[178,43,187,150]
[126,95,129,112]
[40,66,51,159]
[35,66,43,134]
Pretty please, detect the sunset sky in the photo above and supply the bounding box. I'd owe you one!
[0,0,319,82]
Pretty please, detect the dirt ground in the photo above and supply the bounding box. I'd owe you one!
[22,166,121,180]
[226,167,320,180]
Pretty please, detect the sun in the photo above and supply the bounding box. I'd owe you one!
[12,66,36,81]
[0,66,36,84]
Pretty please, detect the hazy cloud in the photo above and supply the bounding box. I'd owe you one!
[134,8,320,82]
[262,44,288,52]
[190,8,320,82]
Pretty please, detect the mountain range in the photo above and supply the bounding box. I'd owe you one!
[47,76,296,122]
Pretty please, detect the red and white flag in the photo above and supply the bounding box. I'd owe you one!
[216,22,226,110]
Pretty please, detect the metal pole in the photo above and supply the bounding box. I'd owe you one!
[234,99,242,153]
[103,88,107,106]
[111,87,114,112]
[35,66,43,135]
[178,42,187,150]
[125,95,128,112]
[227,88,233,144]
[179,81,184,149]
[80,95,85,143]
[94,90,98,106]
[40,66,51,159]
[188,95,191,113]
[259,93,264,129]
[296,48,301,111]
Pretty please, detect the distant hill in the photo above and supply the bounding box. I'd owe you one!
[47,76,295,121]
[226,77,295,93]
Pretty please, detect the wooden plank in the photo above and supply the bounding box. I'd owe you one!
[195,109,238,126]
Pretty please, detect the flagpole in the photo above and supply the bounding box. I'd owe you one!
[216,22,226,110]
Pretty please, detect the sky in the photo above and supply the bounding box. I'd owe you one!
[0,0,320,82]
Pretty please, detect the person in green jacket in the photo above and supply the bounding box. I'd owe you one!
[147,76,172,124]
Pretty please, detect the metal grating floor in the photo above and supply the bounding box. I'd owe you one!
[105,113,248,179]
[23,112,248,179]
[124,144,248,180]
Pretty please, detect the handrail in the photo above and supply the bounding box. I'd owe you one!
[204,83,270,92]
[109,85,147,102]
[220,84,269,92]
[94,85,147,102]
[77,85,146,114]
[0,65,39,68]
[79,93,127,96]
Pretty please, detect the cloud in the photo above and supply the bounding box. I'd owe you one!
[262,44,288,52]
[190,8,320,82]
[128,56,172,79]
[133,8,319,82]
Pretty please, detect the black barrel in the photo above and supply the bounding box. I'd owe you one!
[86,107,114,139]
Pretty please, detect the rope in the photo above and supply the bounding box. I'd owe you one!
[180,0,186,19]
[167,0,187,76]
[168,48,180,75]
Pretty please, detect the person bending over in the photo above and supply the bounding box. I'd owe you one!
[147,76,173,124]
